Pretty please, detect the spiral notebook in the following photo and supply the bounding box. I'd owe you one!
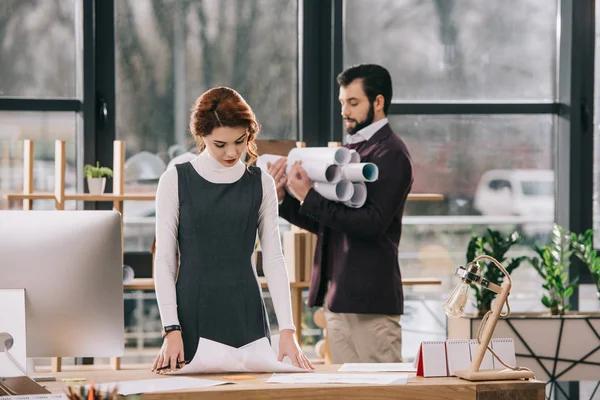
[491,338,517,370]
[416,338,516,377]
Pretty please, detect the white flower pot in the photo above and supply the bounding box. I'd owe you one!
[87,177,106,194]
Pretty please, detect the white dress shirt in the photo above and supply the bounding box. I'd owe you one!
[154,150,295,331]
[345,117,389,145]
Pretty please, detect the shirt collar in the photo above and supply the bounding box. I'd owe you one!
[345,117,389,144]
[199,148,245,173]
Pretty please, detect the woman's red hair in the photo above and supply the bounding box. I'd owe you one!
[189,87,260,165]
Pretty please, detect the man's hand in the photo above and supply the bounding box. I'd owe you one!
[287,161,313,202]
[267,157,288,203]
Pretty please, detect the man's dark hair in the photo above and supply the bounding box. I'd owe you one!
[337,64,393,115]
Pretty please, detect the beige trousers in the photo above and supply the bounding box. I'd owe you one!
[324,307,403,363]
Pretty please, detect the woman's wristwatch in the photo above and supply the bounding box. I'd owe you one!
[162,325,182,338]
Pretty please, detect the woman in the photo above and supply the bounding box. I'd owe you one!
[152,87,313,372]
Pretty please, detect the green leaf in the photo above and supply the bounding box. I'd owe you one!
[542,295,552,308]
[563,286,573,299]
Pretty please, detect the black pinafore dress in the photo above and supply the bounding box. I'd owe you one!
[174,162,270,360]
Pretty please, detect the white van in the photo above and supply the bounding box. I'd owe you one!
[473,169,554,236]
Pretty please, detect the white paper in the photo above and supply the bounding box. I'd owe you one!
[0,289,27,377]
[469,339,494,370]
[288,147,351,166]
[445,340,472,376]
[338,363,416,372]
[313,180,353,202]
[343,182,367,208]
[267,373,408,385]
[422,341,447,377]
[491,338,516,370]
[296,162,342,184]
[91,377,227,396]
[171,335,308,374]
[257,154,342,184]
[341,163,378,182]
[256,154,283,172]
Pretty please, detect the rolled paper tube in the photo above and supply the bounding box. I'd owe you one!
[256,154,283,172]
[289,162,342,184]
[349,150,361,163]
[343,182,367,208]
[257,154,341,183]
[342,163,379,182]
[288,146,351,166]
[313,180,354,202]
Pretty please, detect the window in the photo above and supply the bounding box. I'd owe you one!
[595,0,600,249]
[0,0,77,98]
[115,0,299,252]
[390,114,554,357]
[0,112,77,210]
[344,0,557,101]
[489,180,512,191]
[521,181,553,197]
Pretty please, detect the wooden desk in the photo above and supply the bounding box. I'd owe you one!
[39,364,544,400]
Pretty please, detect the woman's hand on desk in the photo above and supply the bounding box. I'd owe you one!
[152,330,185,374]
[278,329,314,370]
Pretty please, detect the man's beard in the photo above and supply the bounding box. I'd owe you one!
[345,102,375,135]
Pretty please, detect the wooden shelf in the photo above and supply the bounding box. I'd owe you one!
[5,193,56,200]
[408,193,444,201]
[124,277,442,291]
[123,278,155,291]
[6,193,156,201]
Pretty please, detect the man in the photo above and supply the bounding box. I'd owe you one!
[268,64,413,363]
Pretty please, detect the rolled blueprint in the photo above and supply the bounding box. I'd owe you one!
[313,180,354,202]
[257,154,342,184]
[342,163,379,182]
[349,149,361,163]
[298,162,342,184]
[288,147,351,166]
[343,182,367,208]
[256,154,282,172]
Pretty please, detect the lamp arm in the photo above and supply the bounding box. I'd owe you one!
[477,279,502,294]
[467,255,533,377]
[472,254,513,286]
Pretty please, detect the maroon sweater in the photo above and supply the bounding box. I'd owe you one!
[279,123,413,315]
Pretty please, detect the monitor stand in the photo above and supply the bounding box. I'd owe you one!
[0,289,27,377]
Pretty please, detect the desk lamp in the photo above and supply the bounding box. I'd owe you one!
[0,332,26,376]
[444,254,535,381]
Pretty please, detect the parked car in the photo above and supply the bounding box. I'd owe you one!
[473,169,554,238]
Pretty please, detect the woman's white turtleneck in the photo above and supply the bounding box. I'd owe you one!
[154,150,295,331]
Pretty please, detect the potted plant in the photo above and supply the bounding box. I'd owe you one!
[528,224,578,315]
[571,228,600,300]
[84,161,113,194]
[466,229,526,316]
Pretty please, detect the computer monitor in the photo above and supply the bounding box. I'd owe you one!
[0,210,124,361]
